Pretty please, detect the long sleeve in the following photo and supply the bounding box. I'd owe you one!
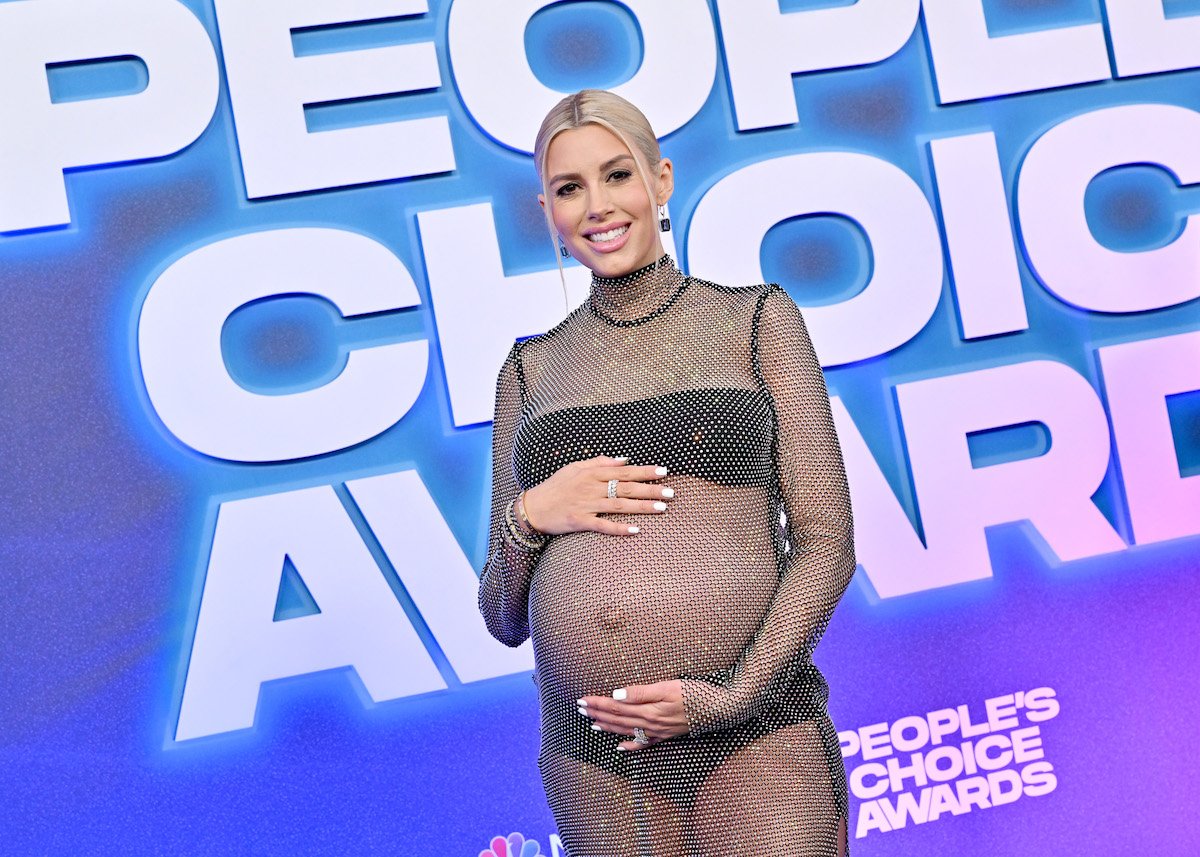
[681,285,856,733]
[477,342,544,648]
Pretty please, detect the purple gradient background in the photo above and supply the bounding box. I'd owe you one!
[1,0,1198,854]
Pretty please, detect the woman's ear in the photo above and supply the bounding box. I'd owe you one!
[537,193,546,210]
[656,157,675,206]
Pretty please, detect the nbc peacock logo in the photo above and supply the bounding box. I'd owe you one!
[479,832,543,857]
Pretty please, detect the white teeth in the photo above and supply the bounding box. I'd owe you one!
[588,225,628,243]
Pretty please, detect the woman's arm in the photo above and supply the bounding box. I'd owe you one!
[478,342,544,647]
[681,285,856,732]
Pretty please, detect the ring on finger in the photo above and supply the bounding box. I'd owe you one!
[632,727,649,745]
[607,478,619,499]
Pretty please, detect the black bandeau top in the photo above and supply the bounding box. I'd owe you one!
[512,386,776,490]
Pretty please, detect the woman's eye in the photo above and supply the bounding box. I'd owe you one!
[609,169,632,182]
[555,182,578,197]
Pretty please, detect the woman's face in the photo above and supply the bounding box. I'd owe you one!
[540,123,673,279]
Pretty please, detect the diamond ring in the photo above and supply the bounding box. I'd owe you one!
[607,478,619,499]
[632,727,649,745]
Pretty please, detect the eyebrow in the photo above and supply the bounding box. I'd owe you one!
[548,154,635,186]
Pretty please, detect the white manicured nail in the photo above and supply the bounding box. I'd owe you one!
[628,526,639,534]
[661,487,674,498]
[577,707,589,718]
[576,698,587,707]
[653,501,667,511]
[591,723,602,731]
[614,455,629,461]
[612,688,628,701]
[655,466,668,476]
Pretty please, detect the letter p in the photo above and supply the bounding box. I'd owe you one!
[0,0,218,233]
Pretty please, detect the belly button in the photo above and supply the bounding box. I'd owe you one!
[598,606,627,630]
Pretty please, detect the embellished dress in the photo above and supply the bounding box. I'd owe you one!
[478,255,855,856]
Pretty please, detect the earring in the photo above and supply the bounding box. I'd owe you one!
[659,205,671,233]
[558,236,570,258]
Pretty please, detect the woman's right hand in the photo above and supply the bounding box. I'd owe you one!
[521,455,676,537]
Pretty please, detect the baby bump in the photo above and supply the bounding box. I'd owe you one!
[527,487,780,701]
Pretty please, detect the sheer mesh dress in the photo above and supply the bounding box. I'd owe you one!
[479,254,855,856]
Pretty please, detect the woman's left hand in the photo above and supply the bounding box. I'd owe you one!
[577,680,690,751]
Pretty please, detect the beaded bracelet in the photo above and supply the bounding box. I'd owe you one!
[505,497,548,551]
[506,507,546,551]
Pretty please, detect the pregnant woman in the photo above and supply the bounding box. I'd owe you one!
[478,89,856,856]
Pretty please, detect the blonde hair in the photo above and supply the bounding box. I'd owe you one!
[533,89,664,295]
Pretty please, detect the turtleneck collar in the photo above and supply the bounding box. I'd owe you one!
[587,253,689,326]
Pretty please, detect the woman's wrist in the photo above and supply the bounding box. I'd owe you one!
[516,489,544,535]
[505,495,548,550]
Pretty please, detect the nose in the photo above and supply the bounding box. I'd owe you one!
[586,183,615,220]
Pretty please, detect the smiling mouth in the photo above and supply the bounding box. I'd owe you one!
[587,225,629,243]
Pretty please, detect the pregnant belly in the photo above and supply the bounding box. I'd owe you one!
[527,485,780,701]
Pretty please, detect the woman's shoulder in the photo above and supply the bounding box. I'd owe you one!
[684,275,787,316]
[505,302,590,366]
[685,273,776,295]
[683,279,812,354]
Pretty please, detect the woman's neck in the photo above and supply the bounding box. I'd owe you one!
[587,253,688,326]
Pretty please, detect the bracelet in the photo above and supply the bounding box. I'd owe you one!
[515,490,544,535]
[506,504,547,550]
[505,497,548,551]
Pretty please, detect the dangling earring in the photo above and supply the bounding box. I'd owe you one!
[659,204,671,233]
[558,236,570,258]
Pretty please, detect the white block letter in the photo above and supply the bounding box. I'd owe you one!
[688,153,943,367]
[0,0,218,232]
[449,0,716,152]
[897,361,1125,581]
[715,0,918,130]
[138,228,428,461]
[930,132,1028,340]
[214,0,453,198]
[1106,0,1200,78]
[175,485,445,741]
[832,398,945,599]
[1100,331,1200,545]
[1018,104,1200,313]
[922,0,1110,103]
[347,469,533,681]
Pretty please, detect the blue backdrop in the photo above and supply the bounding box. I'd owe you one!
[2,0,1198,854]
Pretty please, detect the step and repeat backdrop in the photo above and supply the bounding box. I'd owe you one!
[2,0,1198,853]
